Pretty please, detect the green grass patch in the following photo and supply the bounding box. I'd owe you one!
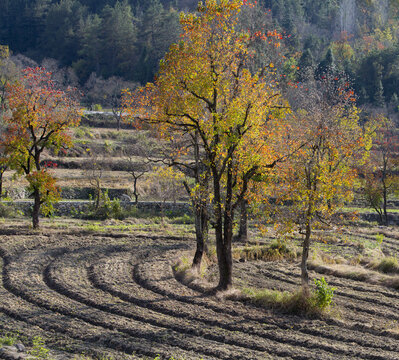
[371,256,399,274]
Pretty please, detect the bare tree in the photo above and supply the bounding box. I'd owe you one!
[362,116,399,225]
[85,74,137,130]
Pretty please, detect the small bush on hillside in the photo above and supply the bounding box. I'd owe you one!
[0,202,15,218]
[74,126,93,139]
[172,213,194,224]
[92,104,102,111]
[86,190,124,220]
[312,277,335,310]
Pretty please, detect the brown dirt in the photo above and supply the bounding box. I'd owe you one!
[0,219,398,360]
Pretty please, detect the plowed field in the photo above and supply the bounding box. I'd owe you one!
[0,219,398,360]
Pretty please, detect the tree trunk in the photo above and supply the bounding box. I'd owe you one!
[0,169,4,199]
[112,109,122,131]
[382,153,388,225]
[378,210,383,225]
[217,210,233,290]
[237,199,248,242]
[214,162,233,291]
[32,187,41,229]
[301,220,311,296]
[133,177,139,205]
[383,182,388,225]
[191,205,208,272]
[95,178,101,210]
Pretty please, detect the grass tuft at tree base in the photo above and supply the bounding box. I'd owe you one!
[242,280,336,317]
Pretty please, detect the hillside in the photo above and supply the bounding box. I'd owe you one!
[1,0,399,109]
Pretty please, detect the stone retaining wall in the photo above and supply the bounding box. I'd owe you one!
[3,200,192,217]
[2,200,399,225]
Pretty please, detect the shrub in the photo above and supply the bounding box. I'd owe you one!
[74,126,93,139]
[92,104,102,111]
[0,202,15,218]
[172,213,194,224]
[312,277,335,310]
[86,190,124,220]
[243,278,336,315]
[242,288,312,314]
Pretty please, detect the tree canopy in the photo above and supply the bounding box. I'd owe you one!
[124,0,291,290]
[2,67,81,228]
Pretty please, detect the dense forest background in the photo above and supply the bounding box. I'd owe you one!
[1,0,399,110]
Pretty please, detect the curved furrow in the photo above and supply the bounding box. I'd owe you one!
[137,258,399,338]
[90,253,399,358]
[264,263,399,308]
[92,252,382,360]
[0,257,188,360]
[5,252,278,359]
[45,248,309,360]
[3,247,290,360]
[2,225,399,360]
[246,261,399,302]
[238,262,399,328]
[85,250,399,359]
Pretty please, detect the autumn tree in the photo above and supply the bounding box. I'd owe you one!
[362,116,399,225]
[0,45,19,198]
[276,77,370,294]
[3,67,80,228]
[124,0,289,290]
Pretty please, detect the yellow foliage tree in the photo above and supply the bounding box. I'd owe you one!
[275,77,371,294]
[124,0,290,290]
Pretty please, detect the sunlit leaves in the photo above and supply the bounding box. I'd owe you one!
[123,0,289,289]
[2,67,80,226]
[276,78,370,230]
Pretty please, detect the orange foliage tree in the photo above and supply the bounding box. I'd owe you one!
[123,0,290,290]
[3,67,80,228]
[275,77,371,294]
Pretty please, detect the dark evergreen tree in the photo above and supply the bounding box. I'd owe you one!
[359,86,369,104]
[99,0,137,79]
[390,92,399,112]
[74,14,102,81]
[374,78,385,107]
[297,48,314,82]
[40,0,86,65]
[135,0,180,83]
[315,48,335,79]
[79,0,117,12]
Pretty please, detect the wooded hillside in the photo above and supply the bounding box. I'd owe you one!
[1,0,399,109]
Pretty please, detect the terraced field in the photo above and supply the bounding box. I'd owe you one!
[0,218,399,360]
